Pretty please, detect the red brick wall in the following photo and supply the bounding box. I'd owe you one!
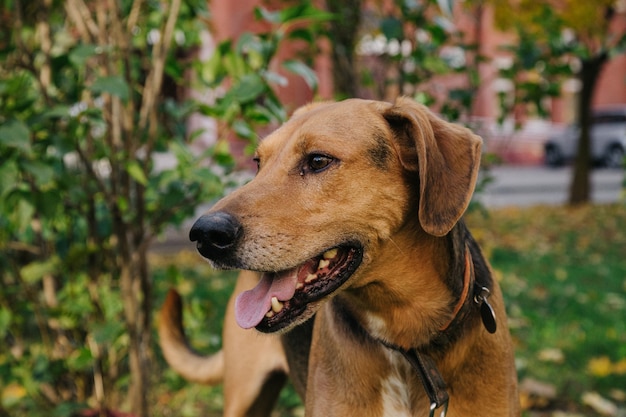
[207,0,626,121]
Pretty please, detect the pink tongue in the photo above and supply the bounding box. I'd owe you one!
[234,269,299,329]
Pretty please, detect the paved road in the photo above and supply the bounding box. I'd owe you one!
[476,166,624,208]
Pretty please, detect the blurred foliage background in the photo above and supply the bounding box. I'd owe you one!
[0,1,327,416]
[0,0,625,416]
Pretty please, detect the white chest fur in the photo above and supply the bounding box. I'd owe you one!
[380,349,415,417]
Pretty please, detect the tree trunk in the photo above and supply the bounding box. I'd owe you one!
[137,245,153,417]
[326,0,362,98]
[568,52,608,205]
[118,251,152,417]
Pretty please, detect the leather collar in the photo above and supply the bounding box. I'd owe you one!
[331,241,497,416]
[438,244,497,338]
[381,244,498,416]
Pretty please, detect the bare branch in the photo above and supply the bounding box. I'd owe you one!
[65,0,100,41]
[127,0,145,33]
[138,0,182,140]
[64,1,92,43]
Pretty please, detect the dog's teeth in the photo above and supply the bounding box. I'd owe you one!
[318,259,330,270]
[296,282,304,290]
[271,296,284,313]
[323,248,338,259]
[265,310,275,318]
[305,273,318,283]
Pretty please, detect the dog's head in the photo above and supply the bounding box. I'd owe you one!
[190,97,482,333]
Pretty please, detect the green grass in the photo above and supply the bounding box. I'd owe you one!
[468,204,626,415]
[152,204,626,416]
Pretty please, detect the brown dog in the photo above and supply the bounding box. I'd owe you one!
[159,97,519,416]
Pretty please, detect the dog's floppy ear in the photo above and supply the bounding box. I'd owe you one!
[383,97,482,237]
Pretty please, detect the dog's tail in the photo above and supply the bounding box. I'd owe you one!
[158,289,224,385]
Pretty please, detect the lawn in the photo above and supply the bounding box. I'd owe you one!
[151,204,626,417]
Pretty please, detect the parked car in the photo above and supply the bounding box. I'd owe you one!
[544,106,626,168]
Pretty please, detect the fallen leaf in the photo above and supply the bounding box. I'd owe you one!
[1,383,27,407]
[587,356,613,377]
[612,358,626,375]
[609,389,626,402]
[552,412,585,417]
[538,347,565,363]
[581,391,618,416]
[519,377,557,398]
[519,377,558,409]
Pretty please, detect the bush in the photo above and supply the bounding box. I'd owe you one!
[0,1,327,416]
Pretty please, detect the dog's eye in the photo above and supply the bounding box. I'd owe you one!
[306,154,333,173]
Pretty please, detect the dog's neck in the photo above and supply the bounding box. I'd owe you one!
[330,220,498,415]
[338,220,488,353]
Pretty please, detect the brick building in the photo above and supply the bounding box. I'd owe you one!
[199,0,626,164]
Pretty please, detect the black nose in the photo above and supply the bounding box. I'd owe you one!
[189,212,242,260]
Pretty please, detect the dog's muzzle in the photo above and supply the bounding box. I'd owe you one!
[189,211,364,333]
[189,212,242,261]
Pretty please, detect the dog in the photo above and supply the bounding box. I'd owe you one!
[158,97,520,416]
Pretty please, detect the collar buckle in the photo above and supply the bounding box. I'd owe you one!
[429,398,449,417]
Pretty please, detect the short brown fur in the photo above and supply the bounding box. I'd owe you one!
[159,97,519,416]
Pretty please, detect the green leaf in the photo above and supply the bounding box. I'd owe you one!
[0,308,11,338]
[20,257,59,284]
[21,160,55,188]
[282,60,318,91]
[0,159,19,197]
[44,105,70,119]
[263,71,288,87]
[66,347,94,372]
[381,17,403,40]
[256,3,333,25]
[201,47,224,84]
[288,28,315,44]
[262,95,287,122]
[222,51,247,79]
[236,33,274,69]
[279,3,334,24]
[90,76,130,101]
[69,44,99,68]
[225,74,267,104]
[422,55,449,74]
[92,321,125,344]
[0,120,31,153]
[13,196,35,232]
[232,120,256,141]
[211,140,235,166]
[38,190,62,219]
[126,161,148,186]
[254,6,281,24]
[53,402,86,417]
[244,104,274,124]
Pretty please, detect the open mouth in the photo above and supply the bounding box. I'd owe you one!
[234,245,363,333]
